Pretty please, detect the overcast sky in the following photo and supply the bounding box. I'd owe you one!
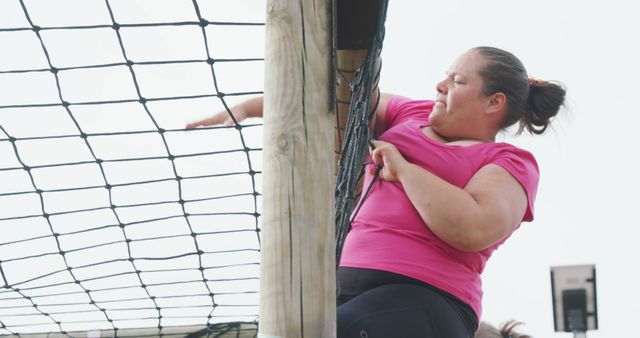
[2,0,639,337]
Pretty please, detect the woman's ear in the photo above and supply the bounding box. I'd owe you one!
[486,92,507,116]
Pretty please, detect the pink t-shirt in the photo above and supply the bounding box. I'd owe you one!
[339,95,539,319]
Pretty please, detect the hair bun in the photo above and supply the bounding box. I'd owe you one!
[521,80,566,134]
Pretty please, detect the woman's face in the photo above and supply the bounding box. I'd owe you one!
[430,50,490,138]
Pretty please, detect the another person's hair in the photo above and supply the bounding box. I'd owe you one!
[475,320,532,338]
[472,46,566,135]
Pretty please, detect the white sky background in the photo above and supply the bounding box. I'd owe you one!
[379,1,639,337]
[1,0,639,337]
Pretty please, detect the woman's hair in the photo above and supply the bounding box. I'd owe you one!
[475,320,532,338]
[472,46,566,135]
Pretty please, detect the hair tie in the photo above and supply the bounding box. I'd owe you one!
[528,76,542,86]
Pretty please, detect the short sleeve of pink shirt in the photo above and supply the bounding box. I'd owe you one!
[340,95,541,319]
[488,146,539,221]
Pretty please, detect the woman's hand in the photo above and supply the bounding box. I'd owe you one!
[369,140,409,182]
[185,109,240,128]
[185,96,264,129]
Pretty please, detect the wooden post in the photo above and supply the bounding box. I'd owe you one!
[259,0,335,337]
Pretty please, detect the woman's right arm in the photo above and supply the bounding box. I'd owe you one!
[185,96,264,129]
[373,92,393,135]
[185,93,392,132]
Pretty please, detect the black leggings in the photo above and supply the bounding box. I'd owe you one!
[337,267,477,338]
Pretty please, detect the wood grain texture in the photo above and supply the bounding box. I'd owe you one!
[259,0,335,337]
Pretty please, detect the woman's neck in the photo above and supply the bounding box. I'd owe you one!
[433,128,495,143]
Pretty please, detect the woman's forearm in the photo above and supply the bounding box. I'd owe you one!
[396,162,489,251]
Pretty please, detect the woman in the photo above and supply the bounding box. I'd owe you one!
[187,46,566,337]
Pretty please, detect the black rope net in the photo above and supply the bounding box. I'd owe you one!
[0,0,263,336]
[334,0,389,264]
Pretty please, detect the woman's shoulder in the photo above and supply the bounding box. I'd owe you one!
[386,95,435,128]
[484,142,537,161]
[479,142,538,172]
[387,95,435,112]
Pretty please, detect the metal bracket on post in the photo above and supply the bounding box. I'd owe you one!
[574,331,587,338]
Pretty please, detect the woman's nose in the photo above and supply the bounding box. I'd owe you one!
[436,79,447,95]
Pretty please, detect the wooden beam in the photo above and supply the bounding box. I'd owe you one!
[259,0,335,337]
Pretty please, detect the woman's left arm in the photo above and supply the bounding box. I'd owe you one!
[370,140,528,252]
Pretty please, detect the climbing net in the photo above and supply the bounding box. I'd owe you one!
[0,0,263,336]
[334,0,388,264]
